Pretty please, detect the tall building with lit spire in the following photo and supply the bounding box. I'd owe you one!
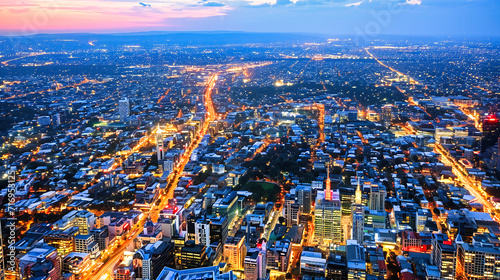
[355,177,362,205]
[351,177,365,244]
[314,187,342,245]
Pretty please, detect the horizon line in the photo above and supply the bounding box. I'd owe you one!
[2,30,500,40]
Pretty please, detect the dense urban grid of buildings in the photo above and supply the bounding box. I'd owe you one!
[0,33,500,280]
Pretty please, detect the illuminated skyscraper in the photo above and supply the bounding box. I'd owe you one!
[156,125,164,161]
[314,189,342,245]
[346,240,366,280]
[223,236,246,270]
[351,179,364,244]
[180,241,207,269]
[381,104,394,125]
[52,113,61,126]
[44,227,80,257]
[118,98,130,122]
[351,205,365,245]
[430,233,456,280]
[134,240,176,279]
[283,193,300,227]
[296,185,312,214]
[481,113,500,152]
[456,239,500,279]
[74,210,95,235]
[163,160,174,175]
[244,240,267,280]
[369,184,386,212]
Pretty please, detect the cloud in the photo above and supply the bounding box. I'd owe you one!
[244,0,275,6]
[8,7,32,13]
[0,0,231,34]
[345,1,363,7]
[202,2,225,6]
[403,0,421,5]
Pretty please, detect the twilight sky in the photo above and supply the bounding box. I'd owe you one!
[1,0,499,36]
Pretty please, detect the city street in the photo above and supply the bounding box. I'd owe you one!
[80,73,218,280]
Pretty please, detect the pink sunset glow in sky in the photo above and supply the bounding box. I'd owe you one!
[1,0,499,36]
[0,0,231,34]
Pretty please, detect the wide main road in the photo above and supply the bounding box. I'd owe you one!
[151,73,218,221]
[435,143,499,223]
[365,47,420,85]
[81,73,218,280]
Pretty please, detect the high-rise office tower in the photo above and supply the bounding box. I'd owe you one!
[314,189,342,245]
[163,160,174,175]
[74,210,95,235]
[224,236,246,270]
[244,239,267,280]
[351,179,365,245]
[194,219,210,247]
[90,226,110,251]
[52,113,61,126]
[351,205,365,245]
[44,227,79,257]
[430,233,456,280]
[456,238,500,279]
[481,113,500,152]
[134,240,175,280]
[369,184,386,212]
[283,194,300,227]
[416,208,431,233]
[118,98,130,122]
[381,104,394,125]
[340,190,354,216]
[156,125,164,161]
[75,234,100,259]
[266,239,292,272]
[296,185,312,214]
[180,241,207,269]
[346,240,366,280]
[209,215,228,246]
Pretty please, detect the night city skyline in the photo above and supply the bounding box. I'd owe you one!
[1,1,500,280]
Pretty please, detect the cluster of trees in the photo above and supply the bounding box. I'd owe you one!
[193,165,212,185]
[235,181,281,203]
[326,82,405,106]
[241,143,313,183]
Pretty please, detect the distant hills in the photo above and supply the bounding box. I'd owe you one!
[1,31,327,45]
